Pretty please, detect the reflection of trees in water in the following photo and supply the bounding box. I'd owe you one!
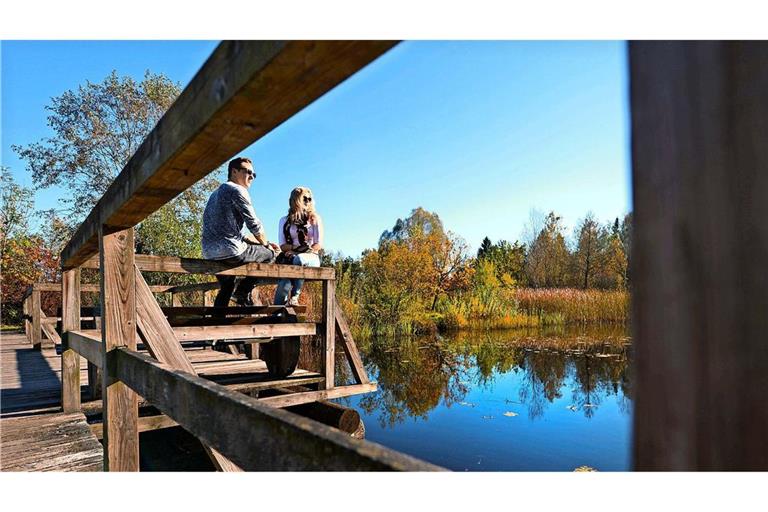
[358,326,632,426]
[357,338,472,427]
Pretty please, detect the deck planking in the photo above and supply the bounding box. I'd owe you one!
[1,411,103,471]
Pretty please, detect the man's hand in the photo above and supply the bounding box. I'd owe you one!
[267,241,280,253]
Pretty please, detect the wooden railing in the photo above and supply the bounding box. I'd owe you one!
[48,39,447,471]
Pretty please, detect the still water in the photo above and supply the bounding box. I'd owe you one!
[334,324,632,471]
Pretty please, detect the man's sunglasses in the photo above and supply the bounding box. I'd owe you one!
[239,168,255,178]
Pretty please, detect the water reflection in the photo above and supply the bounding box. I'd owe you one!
[352,324,631,426]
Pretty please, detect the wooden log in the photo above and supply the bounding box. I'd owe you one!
[134,265,241,472]
[335,306,369,385]
[171,293,181,307]
[100,226,139,471]
[630,41,768,470]
[322,280,336,390]
[31,288,41,350]
[61,269,82,413]
[173,323,316,342]
[113,348,439,471]
[286,400,362,437]
[204,290,213,307]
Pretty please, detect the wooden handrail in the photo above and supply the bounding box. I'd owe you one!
[113,348,442,471]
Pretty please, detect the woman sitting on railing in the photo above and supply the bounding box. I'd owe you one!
[273,187,323,306]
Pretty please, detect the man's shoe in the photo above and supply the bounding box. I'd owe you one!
[288,295,300,307]
[233,292,254,307]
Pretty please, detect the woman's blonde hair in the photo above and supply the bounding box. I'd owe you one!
[287,186,315,225]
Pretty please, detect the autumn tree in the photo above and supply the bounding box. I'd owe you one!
[525,212,570,287]
[476,238,526,287]
[0,170,59,324]
[12,70,220,267]
[573,213,603,289]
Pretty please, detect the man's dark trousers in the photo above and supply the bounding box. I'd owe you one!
[213,244,275,307]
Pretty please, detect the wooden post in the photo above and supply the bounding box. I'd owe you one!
[204,290,213,307]
[630,41,768,470]
[99,226,139,471]
[322,280,336,390]
[172,292,181,307]
[61,269,82,412]
[31,287,41,350]
[23,294,30,342]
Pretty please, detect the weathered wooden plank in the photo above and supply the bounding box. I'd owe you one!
[132,254,335,279]
[61,41,397,270]
[113,348,440,471]
[23,295,30,342]
[39,311,62,344]
[630,41,768,470]
[335,306,369,385]
[258,384,376,409]
[162,305,307,317]
[135,266,195,373]
[133,265,240,472]
[100,227,139,471]
[166,281,220,294]
[61,269,82,412]
[89,413,179,440]
[27,282,172,293]
[323,280,336,390]
[0,412,103,472]
[173,323,316,342]
[67,331,103,369]
[31,289,41,350]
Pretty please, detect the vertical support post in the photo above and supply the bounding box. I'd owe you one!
[204,290,213,307]
[630,41,768,469]
[31,287,41,350]
[23,294,30,342]
[100,226,139,471]
[172,292,181,307]
[322,279,336,390]
[61,268,82,412]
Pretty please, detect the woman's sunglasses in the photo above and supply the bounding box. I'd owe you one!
[302,196,313,203]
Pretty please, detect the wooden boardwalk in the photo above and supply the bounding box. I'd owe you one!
[1,330,101,471]
[0,329,333,471]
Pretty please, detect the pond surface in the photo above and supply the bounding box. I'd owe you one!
[333,324,632,471]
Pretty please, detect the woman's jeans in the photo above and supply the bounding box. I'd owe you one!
[273,252,320,305]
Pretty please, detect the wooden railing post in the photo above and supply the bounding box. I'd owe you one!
[61,268,81,412]
[23,293,30,342]
[100,226,139,471]
[31,286,41,350]
[322,279,336,390]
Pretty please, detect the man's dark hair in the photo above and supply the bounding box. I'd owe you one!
[228,157,253,180]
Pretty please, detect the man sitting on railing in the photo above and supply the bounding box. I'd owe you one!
[202,156,280,307]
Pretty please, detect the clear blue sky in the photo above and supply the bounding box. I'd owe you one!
[2,40,631,257]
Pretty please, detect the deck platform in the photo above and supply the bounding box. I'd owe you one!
[1,411,103,471]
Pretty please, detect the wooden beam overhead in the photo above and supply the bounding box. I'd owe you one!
[61,40,398,270]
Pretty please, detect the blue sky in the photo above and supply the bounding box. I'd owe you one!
[2,40,631,257]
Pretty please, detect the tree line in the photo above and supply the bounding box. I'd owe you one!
[324,207,631,335]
